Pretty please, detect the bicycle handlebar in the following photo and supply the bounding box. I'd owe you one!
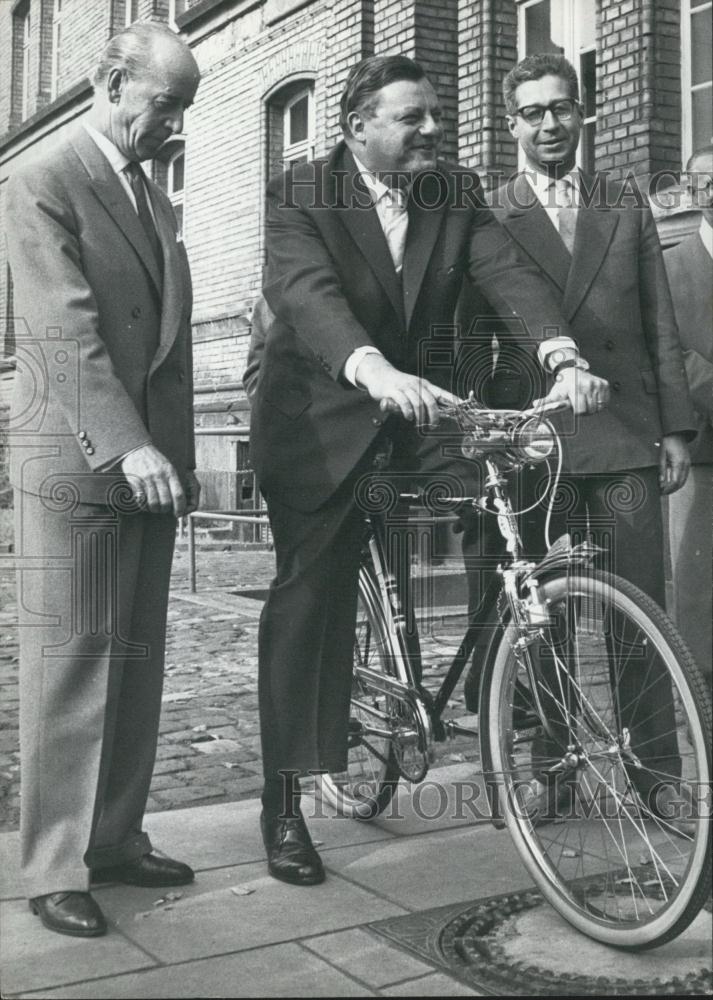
[435,395,570,468]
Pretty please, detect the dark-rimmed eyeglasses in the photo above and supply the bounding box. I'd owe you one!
[515,99,582,126]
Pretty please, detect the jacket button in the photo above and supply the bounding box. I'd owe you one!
[605,339,614,350]
[132,306,141,318]
[612,380,621,391]
[372,417,382,427]
[86,447,95,455]
[78,431,87,440]
[178,370,185,382]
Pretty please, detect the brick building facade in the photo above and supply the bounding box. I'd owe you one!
[0,0,711,509]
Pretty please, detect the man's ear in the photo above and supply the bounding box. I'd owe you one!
[505,115,518,139]
[107,68,125,105]
[346,110,367,145]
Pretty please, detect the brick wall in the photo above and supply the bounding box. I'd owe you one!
[458,0,517,179]
[597,0,682,181]
[54,0,112,97]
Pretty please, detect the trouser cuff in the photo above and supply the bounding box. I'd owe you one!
[84,831,152,869]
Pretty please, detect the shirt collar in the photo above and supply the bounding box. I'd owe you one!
[352,153,410,202]
[524,165,580,205]
[699,214,713,259]
[83,121,131,175]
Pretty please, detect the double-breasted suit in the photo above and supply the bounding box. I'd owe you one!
[458,170,696,788]
[5,125,195,897]
[251,142,581,779]
[461,171,694,588]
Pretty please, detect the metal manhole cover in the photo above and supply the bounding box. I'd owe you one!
[370,888,712,996]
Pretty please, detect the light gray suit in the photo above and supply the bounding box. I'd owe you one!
[5,125,195,896]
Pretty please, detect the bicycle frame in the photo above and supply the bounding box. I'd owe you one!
[352,402,601,802]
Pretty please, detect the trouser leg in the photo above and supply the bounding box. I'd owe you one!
[258,476,365,783]
[15,492,168,896]
[667,465,713,679]
[520,468,680,793]
[85,513,176,868]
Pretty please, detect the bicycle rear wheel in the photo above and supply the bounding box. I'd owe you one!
[317,566,401,820]
[486,569,711,949]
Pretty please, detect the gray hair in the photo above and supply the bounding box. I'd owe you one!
[92,22,190,88]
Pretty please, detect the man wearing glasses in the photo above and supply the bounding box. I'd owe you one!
[461,52,695,826]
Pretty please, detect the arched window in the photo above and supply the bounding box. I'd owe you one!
[152,141,186,236]
[266,79,316,178]
[282,86,315,166]
[167,148,186,236]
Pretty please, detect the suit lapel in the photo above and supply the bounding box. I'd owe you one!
[562,173,619,320]
[499,173,571,293]
[402,170,449,329]
[70,128,162,294]
[335,148,405,325]
[147,187,185,374]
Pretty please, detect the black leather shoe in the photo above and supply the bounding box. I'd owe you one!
[260,810,325,886]
[92,853,194,887]
[29,892,107,938]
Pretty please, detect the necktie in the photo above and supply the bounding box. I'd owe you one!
[381,187,409,272]
[553,177,577,255]
[124,161,164,275]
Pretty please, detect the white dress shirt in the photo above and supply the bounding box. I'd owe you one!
[343,155,411,386]
[82,122,158,225]
[524,166,581,369]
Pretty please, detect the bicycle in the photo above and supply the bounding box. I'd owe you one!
[316,397,711,950]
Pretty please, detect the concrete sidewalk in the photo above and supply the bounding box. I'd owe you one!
[0,764,531,999]
[2,763,712,998]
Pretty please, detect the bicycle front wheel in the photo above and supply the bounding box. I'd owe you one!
[487,569,711,950]
[317,566,401,820]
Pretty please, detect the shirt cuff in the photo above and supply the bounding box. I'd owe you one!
[537,337,579,372]
[343,346,385,388]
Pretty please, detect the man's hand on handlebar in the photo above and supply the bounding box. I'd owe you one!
[535,367,611,416]
[355,354,460,426]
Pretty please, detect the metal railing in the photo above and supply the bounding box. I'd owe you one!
[185,508,270,593]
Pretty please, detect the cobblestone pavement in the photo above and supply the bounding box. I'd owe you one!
[0,540,479,834]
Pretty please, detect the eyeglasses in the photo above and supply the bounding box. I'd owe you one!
[515,99,582,126]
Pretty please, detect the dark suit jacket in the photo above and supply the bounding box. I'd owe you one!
[664,230,713,464]
[458,171,695,474]
[250,142,580,511]
[5,125,195,504]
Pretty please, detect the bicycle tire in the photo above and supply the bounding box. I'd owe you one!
[486,568,711,950]
[317,565,401,820]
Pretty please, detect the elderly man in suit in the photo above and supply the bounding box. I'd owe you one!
[250,54,610,886]
[460,52,696,820]
[664,147,713,676]
[5,23,201,937]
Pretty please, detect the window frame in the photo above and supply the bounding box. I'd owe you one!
[125,0,139,27]
[169,0,188,29]
[281,85,316,167]
[681,0,713,164]
[516,0,598,172]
